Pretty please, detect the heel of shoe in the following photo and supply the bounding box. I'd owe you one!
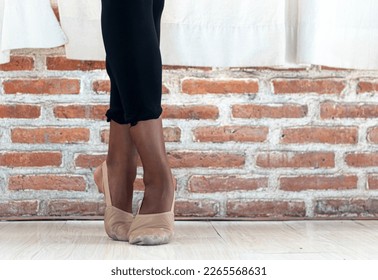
[94,160,134,242]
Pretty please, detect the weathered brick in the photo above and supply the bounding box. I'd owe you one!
[280,175,357,191]
[357,81,378,93]
[3,79,80,94]
[162,105,219,120]
[75,154,107,169]
[182,79,259,94]
[0,104,40,119]
[167,151,245,168]
[54,105,108,120]
[0,56,34,71]
[174,200,219,217]
[227,200,306,218]
[11,127,90,144]
[345,152,378,167]
[256,152,335,168]
[280,126,358,144]
[163,65,211,71]
[47,56,105,71]
[46,199,105,216]
[9,175,86,191]
[321,102,378,118]
[0,152,62,167]
[368,175,378,190]
[193,126,268,142]
[92,80,110,93]
[93,80,169,94]
[100,127,181,143]
[314,199,378,218]
[188,175,267,193]
[367,127,378,143]
[232,104,308,118]
[0,200,39,217]
[273,79,346,94]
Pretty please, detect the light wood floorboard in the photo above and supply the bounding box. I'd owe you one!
[0,220,377,260]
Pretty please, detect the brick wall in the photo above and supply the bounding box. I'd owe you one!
[0,2,378,220]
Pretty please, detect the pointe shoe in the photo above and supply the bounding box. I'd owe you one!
[94,161,134,241]
[128,193,175,245]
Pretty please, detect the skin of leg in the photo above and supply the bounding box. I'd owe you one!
[94,120,138,213]
[129,116,175,214]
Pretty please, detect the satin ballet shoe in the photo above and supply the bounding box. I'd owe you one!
[128,193,175,245]
[94,160,134,241]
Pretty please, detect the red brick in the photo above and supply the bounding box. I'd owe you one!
[162,105,219,120]
[314,199,378,218]
[46,200,105,216]
[11,127,90,144]
[3,79,80,94]
[92,80,169,94]
[182,79,259,94]
[227,200,306,218]
[280,175,357,191]
[320,65,351,71]
[163,65,211,71]
[345,153,378,167]
[0,152,62,167]
[47,56,105,71]
[167,151,245,168]
[321,102,378,118]
[75,154,107,169]
[273,79,346,94]
[232,104,308,118]
[0,56,34,71]
[357,81,378,93]
[193,126,268,143]
[367,127,378,143]
[174,200,219,217]
[9,175,86,191]
[280,126,358,144]
[101,127,181,143]
[92,80,110,93]
[188,175,267,193]
[0,104,40,119]
[256,152,335,168]
[54,105,108,120]
[368,175,378,190]
[0,200,39,217]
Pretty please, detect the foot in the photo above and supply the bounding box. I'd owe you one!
[94,160,135,213]
[138,171,175,214]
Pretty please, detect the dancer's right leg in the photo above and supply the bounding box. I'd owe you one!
[94,121,138,213]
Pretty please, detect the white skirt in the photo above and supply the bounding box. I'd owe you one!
[0,0,67,64]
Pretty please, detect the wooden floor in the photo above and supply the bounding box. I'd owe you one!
[0,220,377,260]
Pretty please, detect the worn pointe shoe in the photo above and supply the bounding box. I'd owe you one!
[128,193,175,245]
[94,161,134,241]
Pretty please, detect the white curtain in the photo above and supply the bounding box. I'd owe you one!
[0,0,67,64]
[58,0,105,61]
[1,0,378,70]
[160,0,378,69]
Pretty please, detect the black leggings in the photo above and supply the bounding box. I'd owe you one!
[100,0,165,127]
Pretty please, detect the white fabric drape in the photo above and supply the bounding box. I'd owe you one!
[0,0,67,63]
[0,0,10,63]
[57,0,378,69]
[2,0,378,69]
[297,0,378,70]
[57,0,105,61]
